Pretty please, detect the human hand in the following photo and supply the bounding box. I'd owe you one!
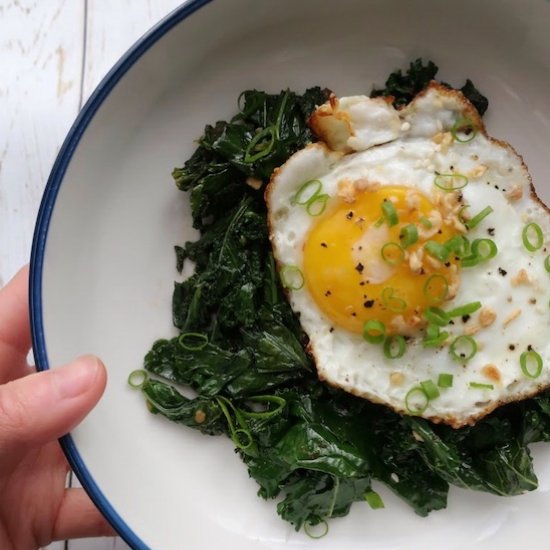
[0,267,115,549]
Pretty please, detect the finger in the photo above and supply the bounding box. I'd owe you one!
[0,355,107,457]
[0,265,31,381]
[52,488,117,540]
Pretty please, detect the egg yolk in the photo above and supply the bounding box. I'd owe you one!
[303,185,460,334]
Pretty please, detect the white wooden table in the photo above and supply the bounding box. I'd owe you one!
[1,1,184,548]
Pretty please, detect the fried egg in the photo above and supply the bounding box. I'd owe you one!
[266,82,550,428]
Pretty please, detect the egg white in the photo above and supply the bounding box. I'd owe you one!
[267,84,550,427]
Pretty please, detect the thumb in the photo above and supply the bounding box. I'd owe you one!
[0,355,107,457]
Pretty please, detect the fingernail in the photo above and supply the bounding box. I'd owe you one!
[53,355,101,399]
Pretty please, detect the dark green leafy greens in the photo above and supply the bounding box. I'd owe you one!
[137,61,548,532]
[371,58,489,116]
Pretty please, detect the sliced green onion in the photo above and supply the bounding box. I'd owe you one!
[381,242,405,266]
[438,373,454,388]
[405,386,429,414]
[424,240,451,262]
[545,255,550,273]
[374,217,385,228]
[458,205,470,223]
[363,320,386,344]
[434,173,469,192]
[419,216,433,229]
[469,382,494,390]
[449,335,478,363]
[423,274,449,303]
[280,265,304,290]
[424,307,450,327]
[420,380,440,400]
[215,396,254,451]
[238,395,287,419]
[446,301,482,318]
[382,201,399,226]
[306,193,329,216]
[445,235,470,258]
[178,332,209,351]
[383,335,406,359]
[292,179,322,205]
[422,324,449,347]
[461,238,498,267]
[244,125,276,163]
[304,520,329,539]
[465,206,493,230]
[520,350,543,379]
[128,369,148,389]
[381,287,407,313]
[365,490,385,510]
[399,224,419,248]
[522,222,544,252]
[451,117,478,143]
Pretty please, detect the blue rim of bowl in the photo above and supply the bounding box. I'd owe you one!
[29,1,213,548]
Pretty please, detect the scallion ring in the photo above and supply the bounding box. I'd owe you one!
[381,287,407,313]
[423,274,449,303]
[128,369,148,389]
[446,301,482,318]
[445,235,470,258]
[280,265,304,290]
[178,332,209,351]
[449,335,478,363]
[382,200,399,226]
[215,396,254,451]
[461,238,498,267]
[420,380,440,400]
[419,216,433,229]
[424,240,451,262]
[422,331,449,348]
[438,373,454,388]
[292,179,323,206]
[434,173,469,192]
[244,125,276,163]
[522,222,544,252]
[399,224,419,248]
[365,490,385,510]
[363,320,386,344]
[465,206,493,230]
[381,242,405,266]
[469,382,494,390]
[520,350,543,379]
[458,205,470,223]
[451,117,478,143]
[423,307,450,327]
[304,520,329,539]
[238,395,287,419]
[383,335,406,359]
[545,255,550,273]
[306,193,329,216]
[405,386,429,414]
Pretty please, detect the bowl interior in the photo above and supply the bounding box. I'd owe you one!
[36,0,550,548]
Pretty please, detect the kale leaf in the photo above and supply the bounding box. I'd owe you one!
[371,58,489,116]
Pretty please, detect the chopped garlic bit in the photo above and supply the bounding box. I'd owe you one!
[464,324,481,336]
[481,364,501,383]
[511,269,530,287]
[390,372,405,386]
[246,177,263,190]
[479,307,497,327]
[417,209,442,239]
[469,164,488,179]
[337,178,356,203]
[408,248,424,273]
[505,183,523,202]
[503,308,522,327]
[355,178,380,192]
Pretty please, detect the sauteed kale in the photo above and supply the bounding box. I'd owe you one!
[133,60,548,532]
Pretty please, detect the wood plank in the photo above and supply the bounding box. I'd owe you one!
[0,0,85,285]
[83,0,183,102]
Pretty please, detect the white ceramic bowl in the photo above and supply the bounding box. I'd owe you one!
[31,0,550,548]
